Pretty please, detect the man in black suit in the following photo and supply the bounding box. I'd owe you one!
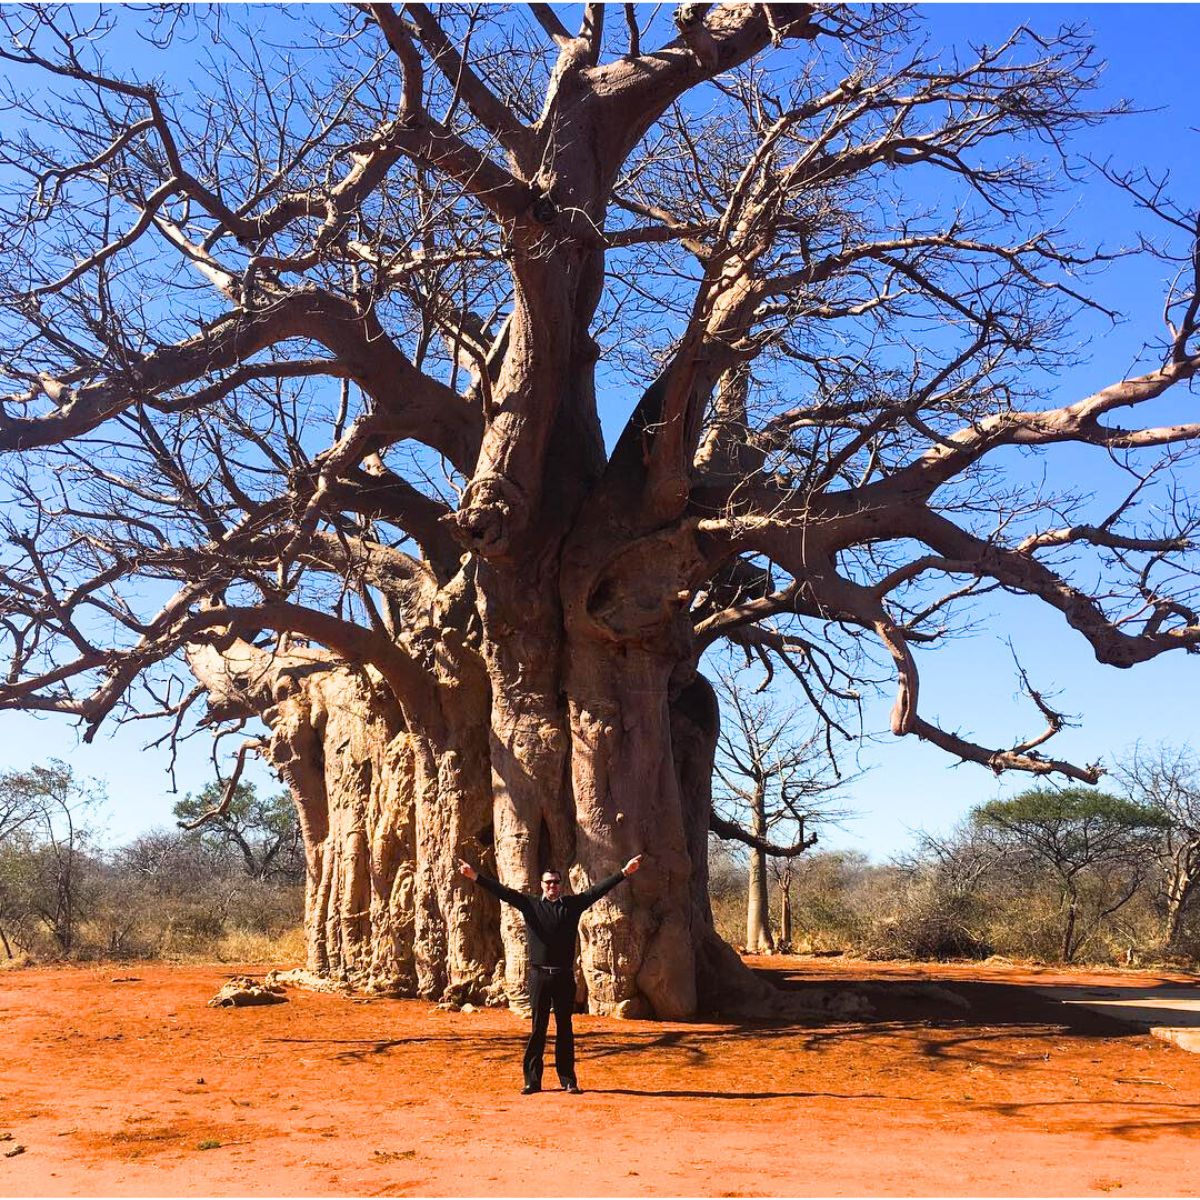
[458,853,642,1094]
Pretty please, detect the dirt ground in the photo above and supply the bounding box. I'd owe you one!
[2,957,1199,1198]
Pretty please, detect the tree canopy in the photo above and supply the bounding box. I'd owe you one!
[974,788,1168,858]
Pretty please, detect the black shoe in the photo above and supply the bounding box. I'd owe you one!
[521,1084,541,1094]
[562,1082,582,1094]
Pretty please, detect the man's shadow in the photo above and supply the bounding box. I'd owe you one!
[584,1086,898,1100]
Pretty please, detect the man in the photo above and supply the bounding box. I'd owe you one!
[457,854,642,1094]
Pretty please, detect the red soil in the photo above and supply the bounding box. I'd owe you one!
[2,957,1198,1197]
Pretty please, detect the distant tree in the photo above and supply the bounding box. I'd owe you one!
[911,821,1005,904]
[972,788,1168,961]
[1112,745,1200,953]
[711,672,846,953]
[771,858,796,952]
[0,761,100,954]
[174,782,303,882]
[0,768,40,956]
[0,770,38,844]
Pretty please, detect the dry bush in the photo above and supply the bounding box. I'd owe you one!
[707,836,748,948]
[707,847,883,955]
[2,823,304,965]
[858,871,993,962]
[212,925,307,966]
[785,852,877,952]
[708,838,1186,966]
[971,877,1163,966]
[92,840,305,961]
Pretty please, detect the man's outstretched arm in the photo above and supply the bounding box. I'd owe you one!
[458,859,528,909]
[574,855,643,909]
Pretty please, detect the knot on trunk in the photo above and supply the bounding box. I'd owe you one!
[530,193,558,226]
[582,533,702,654]
[454,474,528,558]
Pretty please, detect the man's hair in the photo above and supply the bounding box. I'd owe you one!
[541,870,561,882]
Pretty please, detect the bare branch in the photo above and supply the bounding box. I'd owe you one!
[176,737,264,831]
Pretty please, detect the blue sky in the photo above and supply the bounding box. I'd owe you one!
[1,4,1198,856]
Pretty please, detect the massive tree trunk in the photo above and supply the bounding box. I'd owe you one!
[194,634,772,1017]
[190,595,778,1018]
[188,639,504,1001]
[477,561,575,1013]
[566,643,697,1018]
[468,331,608,1011]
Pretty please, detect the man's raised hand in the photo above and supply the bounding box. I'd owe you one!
[458,859,478,882]
[622,854,643,877]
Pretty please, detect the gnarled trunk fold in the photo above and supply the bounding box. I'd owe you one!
[188,639,504,1001]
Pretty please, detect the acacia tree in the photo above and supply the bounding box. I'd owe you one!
[175,780,305,882]
[973,788,1167,962]
[1,5,1199,1016]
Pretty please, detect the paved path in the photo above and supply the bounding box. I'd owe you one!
[1037,983,1200,1052]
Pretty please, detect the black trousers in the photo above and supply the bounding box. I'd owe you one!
[523,966,576,1087]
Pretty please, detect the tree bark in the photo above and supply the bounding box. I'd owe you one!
[280,668,503,1000]
[475,559,575,1013]
[566,642,696,1018]
[746,794,775,954]
[188,640,504,1001]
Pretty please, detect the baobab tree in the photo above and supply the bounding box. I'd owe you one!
[1,4,1199,1016]
[711,670,845,953]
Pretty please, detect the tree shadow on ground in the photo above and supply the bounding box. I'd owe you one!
[1032,984,1200,1028]
[762,971,1142,1040]
[972,1097,1200,1142]
[571,973,1161,1078]
[575,1021,1085,1076]
[266,1034,528,1062]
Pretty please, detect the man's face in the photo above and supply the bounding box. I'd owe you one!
[541,873,562,899]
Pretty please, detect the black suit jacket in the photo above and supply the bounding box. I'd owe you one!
[474,870,627,968]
